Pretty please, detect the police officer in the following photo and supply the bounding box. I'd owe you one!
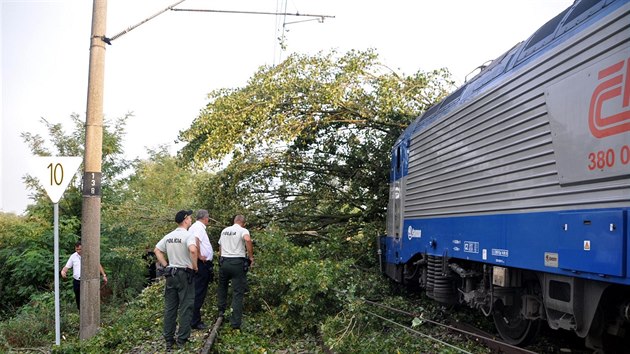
[154,209,198,350]
[217,214,254,330]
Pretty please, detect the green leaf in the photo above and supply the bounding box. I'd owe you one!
[412,317,423,328]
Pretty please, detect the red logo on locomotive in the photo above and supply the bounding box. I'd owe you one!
[589,58,630,138]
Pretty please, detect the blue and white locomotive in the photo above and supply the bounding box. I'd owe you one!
[379,0,630,351]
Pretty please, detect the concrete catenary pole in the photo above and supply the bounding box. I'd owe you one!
[80,0,107,340]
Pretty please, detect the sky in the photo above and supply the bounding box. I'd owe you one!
[1,0,574,214]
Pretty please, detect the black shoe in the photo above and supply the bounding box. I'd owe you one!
[192,322,207,330]
[176,339,187,347]
[166,341,174,350]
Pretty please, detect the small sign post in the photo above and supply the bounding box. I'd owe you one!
[34,156,82,346]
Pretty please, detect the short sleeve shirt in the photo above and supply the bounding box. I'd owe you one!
[155,227,196,268]
[218,224,249,258]
[64,252,81,280]
[189,220,213,261]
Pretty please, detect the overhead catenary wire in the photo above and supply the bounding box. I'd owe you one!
[172,8,334,21]
[278,0,289,62]
[103,1,333,45]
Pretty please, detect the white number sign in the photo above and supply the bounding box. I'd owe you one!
[33,157,82,203]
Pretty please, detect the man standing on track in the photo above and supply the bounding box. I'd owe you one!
[154,209,198,350]
[217,214,254,330]
[190,209,214,330]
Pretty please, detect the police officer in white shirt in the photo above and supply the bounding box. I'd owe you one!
[154,209,198,350]
[217,214,254,330]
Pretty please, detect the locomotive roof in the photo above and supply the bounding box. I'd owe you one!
[395,0,625,147]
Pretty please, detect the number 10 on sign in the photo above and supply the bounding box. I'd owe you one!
[47,162,65,186]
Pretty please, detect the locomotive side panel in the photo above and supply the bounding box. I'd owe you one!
[405,7,629,217]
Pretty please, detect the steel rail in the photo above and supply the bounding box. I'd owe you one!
[361,298,539,354]
[361,308,473,354]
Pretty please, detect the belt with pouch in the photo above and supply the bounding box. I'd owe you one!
[164,266,194,277]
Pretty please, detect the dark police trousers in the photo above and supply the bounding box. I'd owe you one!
[191,260,213,327]
[163,268,195,344]
[217,257,248,329]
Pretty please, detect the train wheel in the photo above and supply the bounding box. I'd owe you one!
[492,298,540,346]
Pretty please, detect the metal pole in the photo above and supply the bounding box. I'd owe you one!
[80,0,107,340]
[54,202,60,346]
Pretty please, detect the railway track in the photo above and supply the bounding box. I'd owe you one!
[360,298,538,354]
[197,295,590,353]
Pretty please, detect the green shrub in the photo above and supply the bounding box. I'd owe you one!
[0,292,55,350]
